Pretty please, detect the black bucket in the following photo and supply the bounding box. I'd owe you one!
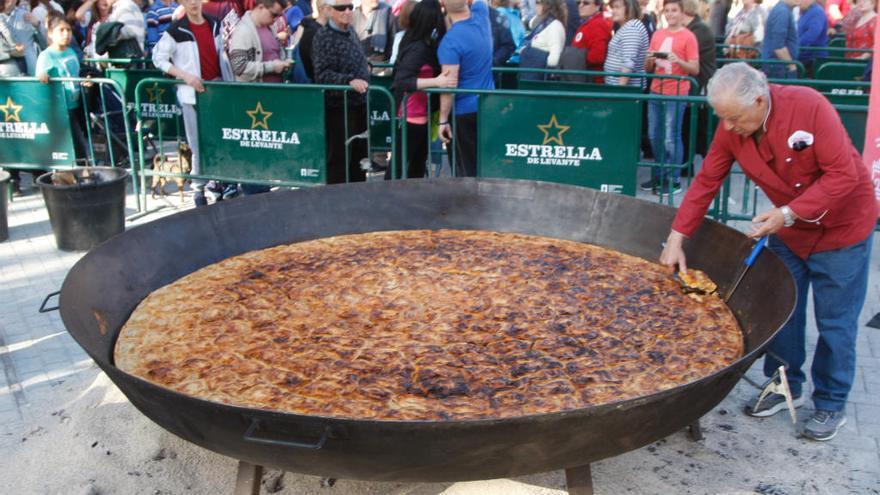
[0,170,9,242]
[37,167,128,251]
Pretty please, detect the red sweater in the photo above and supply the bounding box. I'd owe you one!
[672,85,877,259]
[571,13,612,81]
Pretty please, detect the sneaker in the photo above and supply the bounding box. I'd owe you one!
[802,409,847,441]
[639,179,657,191]
[205,181,224,202]
[654,180,683,196]
[222,184,239,200]
[193,191,208,207]
[745,391,805,417]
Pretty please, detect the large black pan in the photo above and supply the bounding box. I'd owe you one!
[57,178,795,482]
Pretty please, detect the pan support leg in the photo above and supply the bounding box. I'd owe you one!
[565,464,593,495]
[234,461,263,495]
[688,419,704,441]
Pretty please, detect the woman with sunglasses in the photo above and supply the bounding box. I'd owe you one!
[313,0,371,184]
[570,0,611,82]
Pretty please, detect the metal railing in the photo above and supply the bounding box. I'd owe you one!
[0,76,138,205]
[132,78,397,210]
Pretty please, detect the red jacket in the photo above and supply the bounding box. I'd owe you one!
[672,85,877,259]
[571,13,612,81]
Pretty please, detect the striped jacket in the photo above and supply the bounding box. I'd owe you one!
[146,0,179,50]
[603,19,648,88]
[107,0,146,51]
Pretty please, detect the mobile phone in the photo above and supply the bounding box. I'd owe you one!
[654,52,669,59]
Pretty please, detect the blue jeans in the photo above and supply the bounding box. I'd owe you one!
[647,98,686,184]
[762,64,798,80]
[764,233,873,411]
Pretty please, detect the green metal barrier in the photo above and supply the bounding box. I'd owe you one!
[800,46,875,58]
[769,78,870,105]
[516,79,642,94]
[83,58,154,69]
[196,82,329,184]
[134,78,397,208]
[423,87,701,204]
[367,72,394,152]
[491,67,700,95]
[717,58,808,78]
[814,61,869,81]
[105,68,183,139]
[0,76,139,206]
[0,79,78,169]
[836,104,868,149]
[476,91,642,195]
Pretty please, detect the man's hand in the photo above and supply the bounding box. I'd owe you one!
[270,59,289,74]
[183,73,205,92]
[37,72,49,84]
[749,207,786,238]
[349,78,368,93]
[12,44,24,57]
[787,64,797,73]
[439,122,453,143]
[659,230,688,274]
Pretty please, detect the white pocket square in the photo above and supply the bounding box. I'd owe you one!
[788,130,814,149]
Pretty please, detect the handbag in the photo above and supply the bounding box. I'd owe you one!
[558,46,587,82]
[518,17,554,81]
[729,32,757,59]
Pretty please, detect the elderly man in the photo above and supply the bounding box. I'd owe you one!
[438,0,494,177]
[313,0,370,184]
[660,63,876,442]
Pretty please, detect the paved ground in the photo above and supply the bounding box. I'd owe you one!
[0,170,878,495]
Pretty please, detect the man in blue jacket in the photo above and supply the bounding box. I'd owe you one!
[761,0,799,79]
[796,0,828,76]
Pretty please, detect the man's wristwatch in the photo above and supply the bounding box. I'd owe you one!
[780,205,795,227]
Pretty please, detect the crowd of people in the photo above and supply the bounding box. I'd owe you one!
[0,0,875,196]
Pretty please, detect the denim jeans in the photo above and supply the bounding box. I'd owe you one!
[762,64,798,80]
[647,98,686,184]
[764,233,873,412]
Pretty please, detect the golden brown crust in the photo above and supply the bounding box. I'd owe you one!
[115,230,742,421]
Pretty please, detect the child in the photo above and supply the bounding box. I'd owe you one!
[36,11,89,163]
[641,0,698,196]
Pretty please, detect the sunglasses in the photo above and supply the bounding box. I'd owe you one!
[331,4,354,11]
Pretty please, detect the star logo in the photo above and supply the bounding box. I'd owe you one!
[246,102,272,130]
[537,114,569,146]
[145,84,165,103]
[0,96,23,123]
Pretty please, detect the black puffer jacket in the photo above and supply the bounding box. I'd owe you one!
[390,39,440,111]
[313,23,371,108]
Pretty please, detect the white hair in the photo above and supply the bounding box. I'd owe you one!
[706,63,771,108]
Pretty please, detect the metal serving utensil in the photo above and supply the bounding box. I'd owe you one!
[724,236,768,302]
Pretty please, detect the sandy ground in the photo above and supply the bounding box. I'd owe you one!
[2,173,878,495]
[2,364,877,495]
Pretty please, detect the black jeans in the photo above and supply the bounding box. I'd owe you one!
[452,113,477,177]
[387,122,428,180]
[69,106,90,164]
[325,104,367,184]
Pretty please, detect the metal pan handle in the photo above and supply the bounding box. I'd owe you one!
[39,290,61,313]
[243,418,330,450]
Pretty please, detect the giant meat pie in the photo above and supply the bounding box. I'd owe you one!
[115,230,743,420]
